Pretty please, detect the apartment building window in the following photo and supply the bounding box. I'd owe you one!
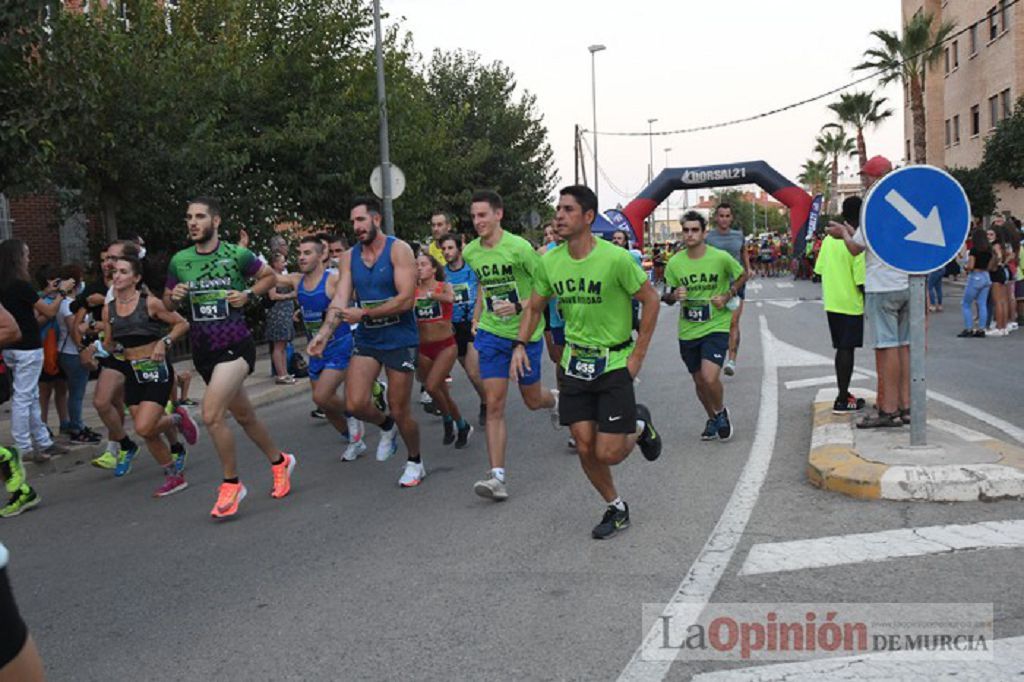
[990,95,1000,128]
[1002,89,1013,119]
[952,40,959,68]
[944,47,950,74]
[969,23,978,54]
[971,105,981,136]
[953,115,961,144]
[989,6,1000,39]
[945,119,952,147]
[1000,0,1009,31]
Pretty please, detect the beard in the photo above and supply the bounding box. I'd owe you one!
[358,225,378,244]
[190,225,216,245]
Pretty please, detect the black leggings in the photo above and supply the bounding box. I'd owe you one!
[0,566,28,668]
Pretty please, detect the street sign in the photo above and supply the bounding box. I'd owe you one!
[370,164,406,200]
[861,165,970,274]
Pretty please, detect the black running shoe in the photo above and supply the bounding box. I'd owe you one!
[634,404,662,462]
[592,503,630,540]
[443,419,456,445]
[311,409,326,420]
[701,418,718,441]
[716,407,733,441]
[455,422,473,449]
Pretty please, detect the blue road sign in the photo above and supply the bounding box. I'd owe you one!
[861,165,971,274]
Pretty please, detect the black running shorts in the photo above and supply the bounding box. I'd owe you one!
[558,367,637,434]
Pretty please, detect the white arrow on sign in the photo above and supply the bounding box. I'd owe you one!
[884,189,945,247]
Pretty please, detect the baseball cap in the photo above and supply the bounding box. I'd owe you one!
[860,155,893,178]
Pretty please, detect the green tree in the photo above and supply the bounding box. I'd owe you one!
[713,189,789,236]
[814,129,856,212]
[825,91,893,186]
[948,166,997,219]
[798,158,831,199]
[982,95,1024,190]
[855,11,955,165]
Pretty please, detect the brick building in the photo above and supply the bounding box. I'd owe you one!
[0,193,92,271]
[902,0,1024,217]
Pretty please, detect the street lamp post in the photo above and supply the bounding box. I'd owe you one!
[647,117,657,244]
[663,147,672,231]
[588,44,606,207]
[372,0,394,234]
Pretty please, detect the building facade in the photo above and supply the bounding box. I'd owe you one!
[902,0,1023,216]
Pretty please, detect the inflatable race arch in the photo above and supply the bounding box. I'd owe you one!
[592,161,814,250]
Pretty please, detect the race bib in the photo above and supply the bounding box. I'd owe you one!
[360,299,399,328]
[484,281,520,312]
[415,297,443,321]
[564,345,609,382]
[131,358,169,384]
[452,283,471,305]
[301,310,324,339]
[683,303,711,323]
[190,290,229,322]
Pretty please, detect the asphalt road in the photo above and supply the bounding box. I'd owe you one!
[4,277,1023,681]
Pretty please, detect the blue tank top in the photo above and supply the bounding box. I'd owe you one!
[351,236,418,350]
[297,271,350,343]
[444,261,478,324]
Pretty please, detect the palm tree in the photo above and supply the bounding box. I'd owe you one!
[798,158,831,200]
[855,11,956,165]
[814,129,857,212]
[825,91,894,187]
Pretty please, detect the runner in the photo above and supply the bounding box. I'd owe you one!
[704,203,751,377]
[165,196,296,518]
[428,210,451,265]
[663,210,747,441]
[512,185,662,539]
[276,236,367,461]
[438,233,487,425]
[414,253,473,448]
[307,196,424,488]
[462,189,558,501]
[103,255,195,496]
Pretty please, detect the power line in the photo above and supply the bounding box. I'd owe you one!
[582,0,1017,138]
[578,133,648,198]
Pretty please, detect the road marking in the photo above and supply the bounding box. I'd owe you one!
[746,281,763,291]
[785,373,869,390]
[775,281,794,288]
[766,300,801,309]
[739,519,1024,576]
[618,316,779,681]
[691,635,1024,680]
[756,301,763,308]
[929,419,991,442]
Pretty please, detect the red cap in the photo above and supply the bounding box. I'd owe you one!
[860,155,893,178]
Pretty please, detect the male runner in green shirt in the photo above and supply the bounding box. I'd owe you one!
[512,185,662,540]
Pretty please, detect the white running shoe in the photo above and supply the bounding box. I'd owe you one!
[723,358,736,376]
[346,416,364,444]
[473,472,508,500]
[376,424,399,461]
[550,389,561,429]
[398,460,425,487]
[341,439,367,462]
[419,389,432,405]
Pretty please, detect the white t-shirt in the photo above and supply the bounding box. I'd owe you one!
[852,228,908,293]
[57,298,78,355]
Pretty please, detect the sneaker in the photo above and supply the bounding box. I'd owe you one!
[832,395,864,414]
[275,375,297,385]
[455,422,473,449]
[91,451,118,470]
[398,460,425,488]
[701,418,718,441]
[175,406,199,446]
[478,403,487,427]
[341,439,367,462]
[171,446,188,475]
[179,398,199,407]
[856,410,902,429]
[550,389,561,429]
[635,403,662,461]
[443,419,456,446]
[41,442,68,458]
[723,358,736,376]
[957,329,974,338]
[972,329,986,338]
[270,453,296,498]
[591,503,630,540]
[114,443,140,477]
[372,380,388,414]
[568,436,577,450]
[419,389,432,405]
[345,416,365,445]
[473,472,508,501]
[310,408,327,420]
[210,481,247,518]
[0,487,40,518]
[154,473,188,498]
[70,427,102,444]
[376,423,399,462]
[715,407,733,441]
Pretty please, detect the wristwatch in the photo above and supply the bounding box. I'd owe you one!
[162,336,173,347]
[513,302,523,314]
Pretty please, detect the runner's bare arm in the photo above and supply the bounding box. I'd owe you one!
[312,252,352,348]
[472,284,484,333]
[248,263,277,297]
[433,283,455,304]
[0,304,21,348]
[629,281,660,377]
[147,296,189,361]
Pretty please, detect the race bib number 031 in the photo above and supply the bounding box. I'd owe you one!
[683,303,711,323]
[190,290,229,322]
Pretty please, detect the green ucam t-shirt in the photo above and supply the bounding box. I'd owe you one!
[814,235,866,315]
[665,245,744,341]
[463,230,544,342]
[534,238,648,379]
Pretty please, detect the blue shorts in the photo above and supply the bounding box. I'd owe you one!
[475,328,543,385]
[678,332,729,374]
[309,334,353,381]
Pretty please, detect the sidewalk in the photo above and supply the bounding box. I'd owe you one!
[6,340,312,479]
[807,388,1024,501]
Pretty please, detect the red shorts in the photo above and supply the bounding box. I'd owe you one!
[419,336,456,361]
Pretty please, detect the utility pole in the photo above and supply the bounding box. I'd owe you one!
[372,0,394,234]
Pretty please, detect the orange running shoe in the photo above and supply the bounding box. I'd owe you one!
[270,453,296,499]
[210,481,247,519]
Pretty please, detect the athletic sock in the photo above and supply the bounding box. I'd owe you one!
[610,497,626,512]
[408,454,421,464]
[380,415,395,431]
[443,414,454,424]
[223,477,239,484]
[457,418,469,429]
[491,467,505,483]
[119,436,135,451]
[271,453,284,466]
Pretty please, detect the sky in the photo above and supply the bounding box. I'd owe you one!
[384,0,907,215]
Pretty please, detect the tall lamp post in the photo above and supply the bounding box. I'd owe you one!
[663,147,672,233]
[646,117,657,244]
[588,44,606,207]
[372,0,394,234]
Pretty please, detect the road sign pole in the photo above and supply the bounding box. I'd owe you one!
[909,274,927,445]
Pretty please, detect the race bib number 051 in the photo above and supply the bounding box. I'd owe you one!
[190,290,229,322]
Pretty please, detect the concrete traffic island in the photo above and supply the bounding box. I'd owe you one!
[807,388,1024,501]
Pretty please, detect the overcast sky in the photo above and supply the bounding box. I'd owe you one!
[385,0,906,213]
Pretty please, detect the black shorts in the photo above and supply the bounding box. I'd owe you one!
[558,367,637,434]
[453,320,474,358]
[39,365,65,383]
[827,311,864,349]
[352,343,418,373]
[0,565,28,669]
[678,332,729,374]
[194,337,257,385]
[121,358,175,407]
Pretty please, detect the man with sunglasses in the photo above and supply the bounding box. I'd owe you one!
[663,211,747,441]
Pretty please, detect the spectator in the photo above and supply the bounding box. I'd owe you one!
[0,240,69,461]
[994,218,1019,332]
[265,251,297,383]
[959,227,993,338]
[53,264,101,444]
[987,222,1011,337]
[35,264,70,436]
[927,265,944,313]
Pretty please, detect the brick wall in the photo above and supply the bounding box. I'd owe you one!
[8,194,65,270]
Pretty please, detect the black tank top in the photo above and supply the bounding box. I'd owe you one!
[108,293,164,347]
